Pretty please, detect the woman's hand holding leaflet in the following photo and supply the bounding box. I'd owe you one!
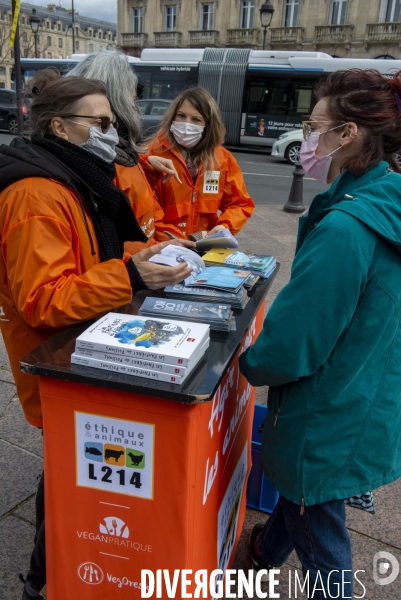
[131,239,195,290]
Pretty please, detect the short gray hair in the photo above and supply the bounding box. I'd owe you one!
[67,51,141,151]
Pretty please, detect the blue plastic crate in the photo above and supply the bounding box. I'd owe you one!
[246,404,280,514]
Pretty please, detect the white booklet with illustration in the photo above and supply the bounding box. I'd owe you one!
[75,313,210,367]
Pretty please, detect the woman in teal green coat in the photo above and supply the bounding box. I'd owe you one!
[240,69,401,599]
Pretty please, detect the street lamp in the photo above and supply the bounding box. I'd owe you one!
[29,8,40,58]
[260,0,275,51]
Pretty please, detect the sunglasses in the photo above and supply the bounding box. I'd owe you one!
[65,115,118,133]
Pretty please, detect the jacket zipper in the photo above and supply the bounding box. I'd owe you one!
[300,461,305,514]
[273,387,284,426]
[190,190,196,233]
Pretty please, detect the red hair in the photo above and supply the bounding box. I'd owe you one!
[315,69,401,175]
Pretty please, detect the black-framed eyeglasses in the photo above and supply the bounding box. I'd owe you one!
[64,115,118,133]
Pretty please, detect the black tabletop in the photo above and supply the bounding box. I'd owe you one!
[20,270,277,404]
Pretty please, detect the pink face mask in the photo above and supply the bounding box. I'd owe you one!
[300,126,345,183]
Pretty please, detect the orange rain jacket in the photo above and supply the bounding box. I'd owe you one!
[115,156,160,256]
[0,141,142,428]
[146,137,255,240]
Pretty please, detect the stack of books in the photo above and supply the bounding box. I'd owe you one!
[164,283,249,310]
[202,249,276,278]
[139,297,234,332]
[71,313,210,385]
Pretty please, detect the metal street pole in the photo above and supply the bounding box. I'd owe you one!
[34,32,38,58]
[11,0,24,135]
[72,0,75,53]
[263,26,267,50]
[283,162,306,213]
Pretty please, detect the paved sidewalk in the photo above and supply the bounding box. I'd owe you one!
[0,205,400,599]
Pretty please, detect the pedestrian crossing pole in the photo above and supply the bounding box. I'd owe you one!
[10,0,24,135]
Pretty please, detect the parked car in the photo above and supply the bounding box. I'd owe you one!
[271,129,303,165]
[0,89,30,133]
[136,99,172,137]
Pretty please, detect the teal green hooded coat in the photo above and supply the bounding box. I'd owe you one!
[239,162,401,507]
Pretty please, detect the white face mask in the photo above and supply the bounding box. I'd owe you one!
[79,126,119,162]
[170,121,205,149]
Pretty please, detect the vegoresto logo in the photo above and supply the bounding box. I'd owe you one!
[373,551,400,586]
[77,562,104,585]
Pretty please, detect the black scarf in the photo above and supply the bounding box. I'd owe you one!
[33,135,147,262]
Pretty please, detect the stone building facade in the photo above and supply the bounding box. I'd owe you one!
[0,1,117,89]
[117,0,401,59]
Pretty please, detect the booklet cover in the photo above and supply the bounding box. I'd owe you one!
[75,313,210,367]
[195,229,239,251]
[187,266,251,293]
[164,283,249,310]
[203,249,276,278]
[138,297,233,331]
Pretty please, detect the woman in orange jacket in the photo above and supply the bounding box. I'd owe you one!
[0,71,193,600]
[146,87,255,241]
[68,51,181,255]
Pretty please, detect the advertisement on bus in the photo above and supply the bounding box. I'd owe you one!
[244,114,303,139]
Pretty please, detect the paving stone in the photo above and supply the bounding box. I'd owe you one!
[13,496,36,526]
[0,367,15,385]
[346,479,401,551]
[0,381,16,414]
[0,440,42,516]
[0,398,43,458]
[349,530,401,600]
[0,515,35,600]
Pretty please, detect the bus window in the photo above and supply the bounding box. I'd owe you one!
[136,71,151,99]
[288,78,316,117]
[242,73,318,139]
[148,70,198,100]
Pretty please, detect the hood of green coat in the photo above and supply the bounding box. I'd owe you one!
[325,162,401,254]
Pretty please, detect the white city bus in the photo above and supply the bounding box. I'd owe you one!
[16,49,401,147]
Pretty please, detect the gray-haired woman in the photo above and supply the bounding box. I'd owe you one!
[68,50,179,254]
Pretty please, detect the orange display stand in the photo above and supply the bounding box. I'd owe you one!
[21,277,275,600]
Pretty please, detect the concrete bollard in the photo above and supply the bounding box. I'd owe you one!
[283,162,306,213]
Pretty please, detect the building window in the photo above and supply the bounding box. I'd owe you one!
[21,16,26,24]
[47,36,51,46]
[58,38,63,48]
[58,23,61,31]
[385,0,401,21]
[89,43,94,52]
[8,13,12,22]
[47,52,52,58]
[46,20,50,29]
[22,31,28,42]
[0,67,6,76]
[330,1,347,25]
[201,3,214,30]
[241,1,254,28]
[75,26,79,36]
[284,0,299,26]
[132,8,143,32]
[23,48,28,57]
[165,6,177,31]
[75,41,79,51]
